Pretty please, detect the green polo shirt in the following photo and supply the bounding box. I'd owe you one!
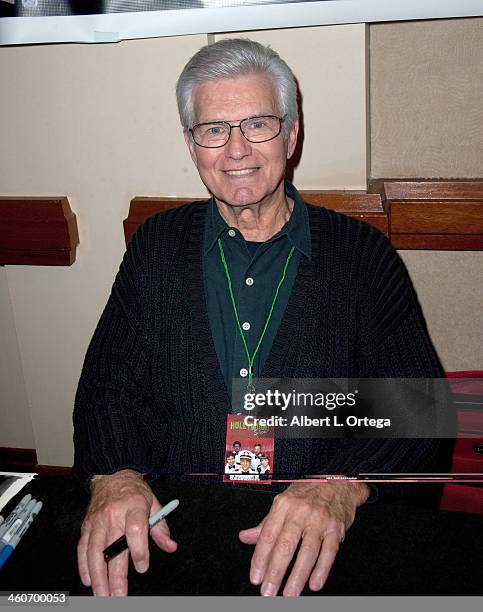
[203,181,311,392]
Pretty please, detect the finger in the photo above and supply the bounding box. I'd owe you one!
[148,497,177,553]
[150,519,178,553]
[283,528,323,597]
[77,529,92,587]
[309,531,341,592]
[259,519,304,597]
[239,521,264,545]
[107,549,130,596]
[248,515,284,587]
[124,507,151,574]
[86,527,111,596]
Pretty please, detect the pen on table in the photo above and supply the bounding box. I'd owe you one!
[103,499,180,562]
[0,501,42,570]
[0,498,37,554]
[0,494,32,540]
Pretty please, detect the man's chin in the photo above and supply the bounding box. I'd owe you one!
[212,186,274,209]
[214,194,260,208]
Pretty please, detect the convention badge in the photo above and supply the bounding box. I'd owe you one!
[223,414,274,484]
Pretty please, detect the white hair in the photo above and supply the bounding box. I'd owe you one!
[176,38,298,137]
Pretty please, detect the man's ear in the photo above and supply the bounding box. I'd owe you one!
[184,129,198,165]
[286,118,299,160]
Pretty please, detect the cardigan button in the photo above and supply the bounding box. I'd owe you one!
[240,368,248,377]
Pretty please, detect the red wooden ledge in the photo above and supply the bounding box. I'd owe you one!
[371,180,483,250]
[0,197,79,266]
[123,192,388,246]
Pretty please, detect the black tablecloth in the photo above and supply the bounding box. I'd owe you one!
[0,476,482,596]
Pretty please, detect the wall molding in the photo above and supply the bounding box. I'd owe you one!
[123,191,389,245]
[124,180,483,250]
[123,197,193,245]
[0,447,71,475]
[301,191,389,236]
[0,446,37,469]
[0,197,79,265]
[371,179,483,250]
[34,465,71,476]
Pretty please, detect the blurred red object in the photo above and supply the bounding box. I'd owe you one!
[439,371,483,515]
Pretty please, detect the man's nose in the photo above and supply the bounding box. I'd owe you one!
[224,125,251,159]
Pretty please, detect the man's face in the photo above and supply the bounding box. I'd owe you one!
[233,443,241,453]
[253,445,261,454]
[227,456,235,466]
[185,73,298,209]
[261,458,269,467]
[240,457,251,471]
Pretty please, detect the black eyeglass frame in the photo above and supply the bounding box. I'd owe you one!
[189,115,285,148]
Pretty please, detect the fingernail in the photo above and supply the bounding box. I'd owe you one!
[81,575,91,587]
[112,589,125,597]
[136,560,148,573]
[262,582,277,596]
[311,577,322,591]
[251,569,263,584]
[284,586,300,597]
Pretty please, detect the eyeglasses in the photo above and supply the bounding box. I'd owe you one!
[189,115,285,148]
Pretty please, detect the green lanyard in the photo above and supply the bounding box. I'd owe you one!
[217,236,295,391]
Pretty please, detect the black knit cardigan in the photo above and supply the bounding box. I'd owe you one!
[72,200,450,497]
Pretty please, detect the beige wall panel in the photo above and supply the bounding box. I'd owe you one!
[0,269,35,449]
[370,18,483,178]
[399,251,483,371]
[0,35,207,466]
[216,25,368,189]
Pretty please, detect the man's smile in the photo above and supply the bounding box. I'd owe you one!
[223,168,260,176]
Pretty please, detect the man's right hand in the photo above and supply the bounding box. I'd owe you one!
[77,469,177,596]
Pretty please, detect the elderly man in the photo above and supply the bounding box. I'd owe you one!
[73,38,446,597]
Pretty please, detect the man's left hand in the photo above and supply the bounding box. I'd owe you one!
[239,481,370,597]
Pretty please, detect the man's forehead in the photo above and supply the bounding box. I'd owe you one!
[192,74,280,123]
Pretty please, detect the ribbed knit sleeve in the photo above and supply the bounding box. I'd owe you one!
[72,220,169,490]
